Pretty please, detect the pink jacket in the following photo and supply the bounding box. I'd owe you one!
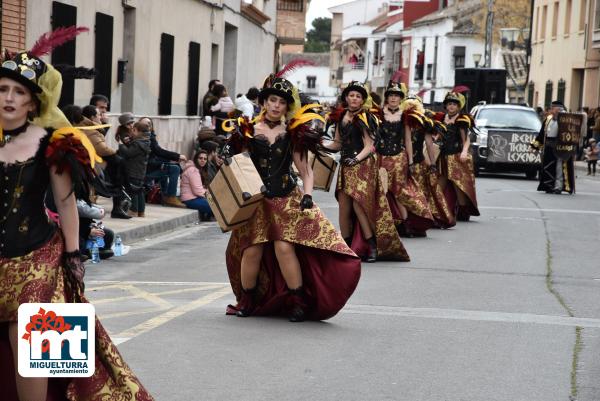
[210,96,234,113]
[180,161,206,201]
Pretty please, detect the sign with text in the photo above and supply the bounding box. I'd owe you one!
[18,303,95,377]
[556,112,583,159]
[487,130,541,164]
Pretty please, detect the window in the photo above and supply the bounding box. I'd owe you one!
[595,0,600,30]
[158,33,175,115]
[373,40,380,65]
[186,42,201,116]
[528,81,535,106]
[534,7,539,40]
[277,0,303,11]
[307,76,316,89]
[51,1,77,107]
[453,46,465,68]
[557,79,566,103]
[94,13,113,104]
[565,0,572,34]
[393,40,402,72]
[401,42,409,69]
[580,0,588,31]
[415,49,424,81]
[544,80,553,109]
[426,63,433,80]
[542,5,548,39]
[552,2,559,38]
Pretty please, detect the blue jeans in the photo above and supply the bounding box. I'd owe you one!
[183,197,213,215]
[146,163,181,196]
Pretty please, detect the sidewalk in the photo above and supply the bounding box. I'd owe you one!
[575,161,599,177]
[95,198,200,244]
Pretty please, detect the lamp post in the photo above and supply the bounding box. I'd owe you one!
[473,53,482,68]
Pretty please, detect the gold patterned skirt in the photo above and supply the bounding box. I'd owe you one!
[0,232,153,401]
[439,153,480,217]
[379,153,434,232]
[412,162,456,228]
[226,187,361,320]
[336,155,409,261]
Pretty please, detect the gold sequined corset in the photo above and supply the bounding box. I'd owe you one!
[250,133,296,198]
[0,141,56,258]
[377,120,404,156]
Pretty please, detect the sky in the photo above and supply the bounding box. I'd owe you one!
[305,0,351,32]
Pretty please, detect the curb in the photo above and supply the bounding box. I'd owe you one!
[114,210,199,244]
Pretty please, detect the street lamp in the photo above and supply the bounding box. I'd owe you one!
[473,53,482,68]
[500,28,520,50]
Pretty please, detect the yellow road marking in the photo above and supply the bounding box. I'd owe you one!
[114,286,231,343]
[98,307,168,320]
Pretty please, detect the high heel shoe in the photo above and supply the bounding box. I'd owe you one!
[236,287,257,317]
[287,287,308,322]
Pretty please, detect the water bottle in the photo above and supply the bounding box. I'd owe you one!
[114,235,123,257]
[96,235,105,249]
[90,242,100,264]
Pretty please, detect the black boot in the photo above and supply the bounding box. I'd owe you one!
[236,287,257,317]
[456,205,470,222]
[396,222,410,237]
[343,237,352,247]
[287,287,308,322]
[366,236,377,263]
[111,196,132,219]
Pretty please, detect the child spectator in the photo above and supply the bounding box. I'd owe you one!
[118,120,152,217]
[210,84,234,113]
[585,138,599,176]
[180,150,214,221]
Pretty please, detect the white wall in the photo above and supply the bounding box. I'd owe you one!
[329,0,388,28]
[287,66,338,100]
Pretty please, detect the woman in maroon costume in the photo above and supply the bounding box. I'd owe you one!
[0,29,152,401]
[223,72,361,322]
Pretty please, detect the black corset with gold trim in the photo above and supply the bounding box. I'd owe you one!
[377,120,404,156]
[250,133,296,198]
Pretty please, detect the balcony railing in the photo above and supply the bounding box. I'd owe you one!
[344,61,365,71]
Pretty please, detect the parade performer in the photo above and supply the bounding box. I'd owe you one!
[222,66,361,322]
[377,82,434,237]
[530,101,575,194]
[325,81,409,262]
[0,28,153,400]
[434,92,480,221]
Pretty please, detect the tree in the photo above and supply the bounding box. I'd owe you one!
[305,17,331,53]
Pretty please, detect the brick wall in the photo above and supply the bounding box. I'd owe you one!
[276,9,305,45]
[1,0,27,52]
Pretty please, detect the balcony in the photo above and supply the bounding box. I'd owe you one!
[344,61,365,71]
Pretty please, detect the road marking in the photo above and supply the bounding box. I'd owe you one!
[480,206,600,216]
[342,304,600,328]
[113,286,231,345]
[87,280,230,287]
[98,307,167,320]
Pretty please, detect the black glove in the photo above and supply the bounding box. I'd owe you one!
[300,194,313,211]
[343,157,359,167]
[428,164,438,174]
[63,250,85,293]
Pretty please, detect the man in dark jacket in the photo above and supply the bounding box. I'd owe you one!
[141,117,187,207]
[119,120,152,216]
[201,79,220,117]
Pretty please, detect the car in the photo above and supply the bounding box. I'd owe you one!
[469,103,542,179]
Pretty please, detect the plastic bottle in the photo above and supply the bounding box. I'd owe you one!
[90,241,100,264]
[114,235,123,257]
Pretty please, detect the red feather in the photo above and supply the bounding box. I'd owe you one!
[391,70,407,82]
[276,58,315,78]
[30,26,89,58]
[451,85,470,93]
[417,89,428,98]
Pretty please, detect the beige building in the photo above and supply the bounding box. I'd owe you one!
[529,0,600,110]
[276,0,309,54]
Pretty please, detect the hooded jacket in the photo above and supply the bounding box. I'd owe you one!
[180,160,206,201]
[118,134,151,181]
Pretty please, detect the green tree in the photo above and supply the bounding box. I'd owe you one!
[305,17,331,53]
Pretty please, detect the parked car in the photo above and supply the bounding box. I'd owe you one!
[469,104,542,179]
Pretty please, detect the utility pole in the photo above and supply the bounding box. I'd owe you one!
[484,0,494,68]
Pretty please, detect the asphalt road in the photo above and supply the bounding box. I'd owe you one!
[85,172,600,401]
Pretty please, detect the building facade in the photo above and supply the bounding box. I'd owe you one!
[282,52,337,103]
[529,0,600,110]
[276,0,309,54]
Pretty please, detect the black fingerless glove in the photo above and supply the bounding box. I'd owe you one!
[300,194,314,211]
[343,157,359,167]
[63,250,85,293]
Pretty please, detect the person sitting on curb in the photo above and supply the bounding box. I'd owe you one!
[141,116,188,207]
[180,149,214,221]
[118,120,152,217]
[77,199,115,260]
[200,140,223,184]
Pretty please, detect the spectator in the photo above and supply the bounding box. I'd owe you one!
[82,105,101,124]
[118,120,151,217]
[89,94,110,136]
[180,149,214,221]
[200,140,222,184]
[202,79,221,116]
[585,138,599,176]
[247,87,261,116]
[210,84,234,113]
[78,200,115,260]
[142,116,188,207]
[235,87,259,119]
[117,112,135,143]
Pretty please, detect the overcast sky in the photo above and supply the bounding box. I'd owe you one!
[305,0,350,31]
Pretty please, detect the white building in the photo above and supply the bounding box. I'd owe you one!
[282,53,337,103]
